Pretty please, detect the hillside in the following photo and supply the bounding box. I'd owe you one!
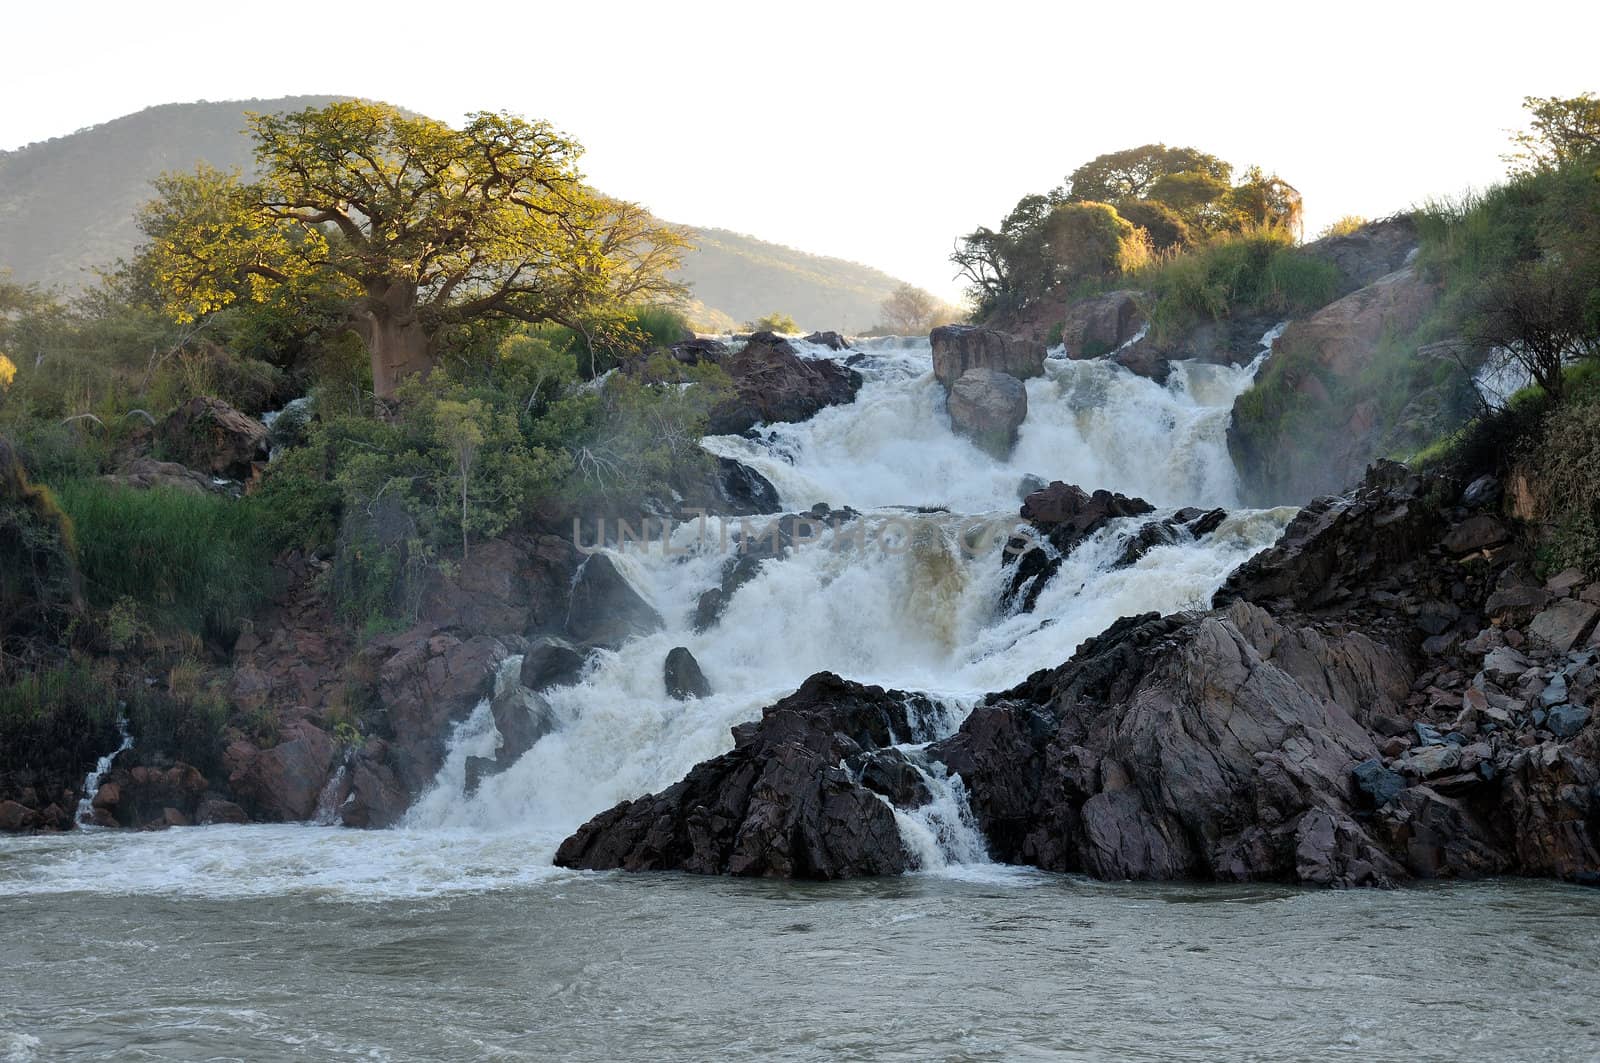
[0,97,917,332]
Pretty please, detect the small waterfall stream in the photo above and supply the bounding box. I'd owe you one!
[74,719,132,828]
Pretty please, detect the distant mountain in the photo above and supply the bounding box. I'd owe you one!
[0,97,917,332]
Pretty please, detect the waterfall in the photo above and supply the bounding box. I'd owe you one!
[74,718,132,828]
[409,331,1295,872]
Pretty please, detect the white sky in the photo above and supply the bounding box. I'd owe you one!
[4,0,1597,301]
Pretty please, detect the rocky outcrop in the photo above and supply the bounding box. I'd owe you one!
[1004,483,1156,612]
[1114,314,1282,383]
[226,720,340,822]
[802,331,851,351]
[929,325,1046,389]
[157,396,269,480]
[708,336,863,435]
[946,368,1027,458]
[664,646,712,699]
[1058,290,1145,359]
[942,463,1600,885]
[565,553,663,648]
[1300,215,1420,291]
[1272,267,1435,380]
[419,533,579,638]
[555,673,937,877]
[1227,268,1457,504]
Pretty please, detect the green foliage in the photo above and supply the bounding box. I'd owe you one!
[53,480,274,640]
[1505,93,1600,175]
[1318,215,1369,239]
[136,101,690,398]
[1134,227,1339,341]
[954,143,1303,316]
[0,661,118,729]
[126,660,230,775]
[251,444,341,554]
[746,312,800,334]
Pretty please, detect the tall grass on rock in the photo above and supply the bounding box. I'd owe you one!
[54,481,273,641]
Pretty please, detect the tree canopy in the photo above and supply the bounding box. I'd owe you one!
[952,142,1302,314]
[137,101,689,398]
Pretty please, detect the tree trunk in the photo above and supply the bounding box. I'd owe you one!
[358,281,433,400]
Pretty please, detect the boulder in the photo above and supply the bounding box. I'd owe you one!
[565,554,664,648]
[157,396,268,479]
[1442,514,1510,555]
[801,331,850,350]
[1546,704,1591,739]
[555,673,936,878]
[708,339,863,435]
[491,685,557,765]
[1004,483,1155,612]
[1547,568,1588,597]
[520,636,588,690]
[929,325,1046,389]
[194,794,248,825]
[664,646,712,699]
[365,631,510,794]
[226,721,339,822]
[1528,600,1600,653]
[102,457,220,494]
[946,368,1027,458]
[1057,290,1145,359]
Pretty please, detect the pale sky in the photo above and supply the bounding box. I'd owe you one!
[4,0,1597,301]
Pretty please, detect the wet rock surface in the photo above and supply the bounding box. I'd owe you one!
[946,367,1027,459]
[929,325,1046,388]
[555,673,939,878]
[707,334,863,435]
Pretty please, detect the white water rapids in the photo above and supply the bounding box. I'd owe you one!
[3,333,1296,898]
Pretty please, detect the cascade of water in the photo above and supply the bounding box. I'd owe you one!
[74,719,133,828]
[410,331,1295,871]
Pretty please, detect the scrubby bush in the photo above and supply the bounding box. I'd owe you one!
[746,312,799,334]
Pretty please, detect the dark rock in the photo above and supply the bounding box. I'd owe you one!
[1547,704,1591,739]
[693,588,725,633]
[565,553,663,648]
[1527,600,1600,653]
[1215,461,1440,611]
[855,748,933,809]
[1015,474,1047,501]
[157,396,268,479]
[946,367,1027,458]
[1352,759,1405,808]
[0,800,33,832]
[1020,482,1154,530]
[1547,567,1587,597]
[664,646,712,699]
[707,338,863,435]
[555,673,930,878]
[1485,585,1555,624]
[194,794,247,825]
[929,325,1046,389]
[1299,216,1419,290]
[363,631,510,794]
[1461,474,1501,509]
[520,636,588,690]
[226,721,339,822]
[801,331,850,350]
[491,685,556,764]
[1443,514,1510,555]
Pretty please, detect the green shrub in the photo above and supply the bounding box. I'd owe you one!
[251,444,340,554]
[54,480,274,640]
[746,312,799,334]
[0,661,122,782]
